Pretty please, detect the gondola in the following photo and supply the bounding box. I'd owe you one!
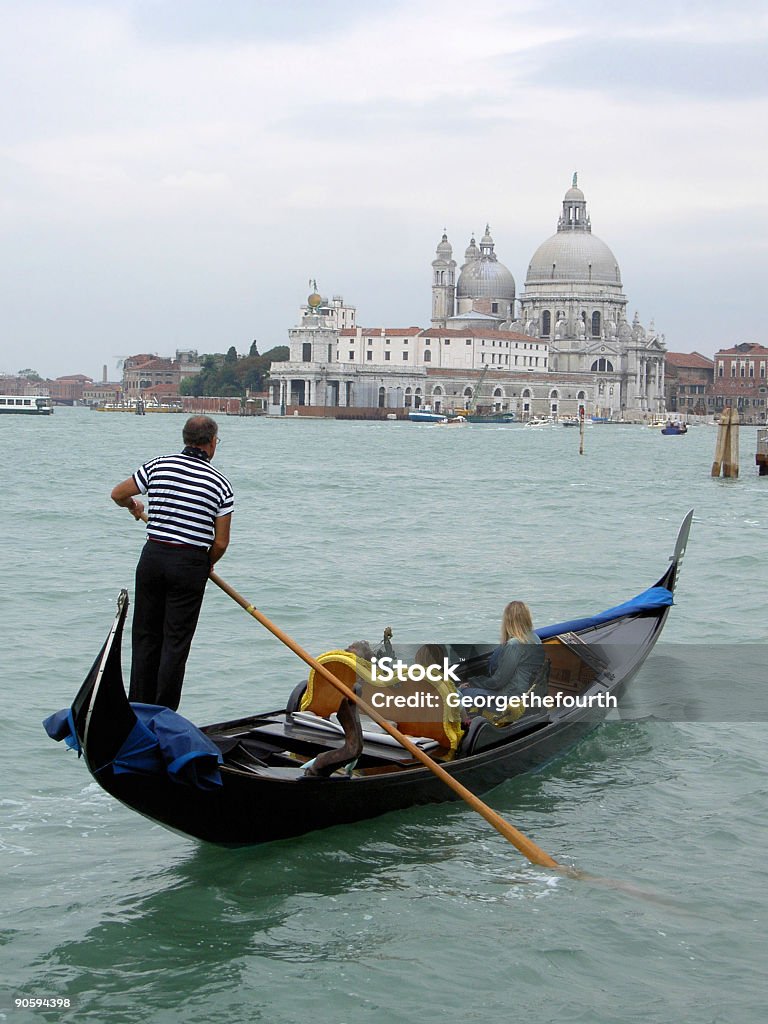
[44,511,693,847]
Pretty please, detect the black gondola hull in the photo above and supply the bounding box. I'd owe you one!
[93,711,599,845]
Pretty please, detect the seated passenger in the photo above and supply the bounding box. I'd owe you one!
[414,643,447,672]
[461,601,545,703]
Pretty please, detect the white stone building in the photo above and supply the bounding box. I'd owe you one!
[269,295,551,414]
[268,177,666,418]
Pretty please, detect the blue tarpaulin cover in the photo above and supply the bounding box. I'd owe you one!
[536,585,674,641]
[43,708,81,751]
[43,703,223,790]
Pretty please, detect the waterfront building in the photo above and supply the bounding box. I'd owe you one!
[664,352,714,418]
[0,374,50,397]
[48,374,93,405]
[338,326,548,371]
[82,381,122,406]
[271,292,425,411]
[121,350,202,400]
[269,289,554,414]
[269,291,588,417]
[711,342,768,424]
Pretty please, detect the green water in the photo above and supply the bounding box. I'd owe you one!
[2,409,766,1023]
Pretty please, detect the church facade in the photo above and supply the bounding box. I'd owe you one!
[269,178,666,418]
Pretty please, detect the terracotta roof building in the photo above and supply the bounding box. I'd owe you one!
[712,342,768,424]
[664,351,714,417]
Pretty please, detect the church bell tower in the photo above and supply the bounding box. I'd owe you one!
[431,230,456,327]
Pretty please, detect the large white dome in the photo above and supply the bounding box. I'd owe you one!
[525,180,622,288]
[526,231,621,287]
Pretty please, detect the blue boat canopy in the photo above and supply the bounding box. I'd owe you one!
[536,585,673,641]
[43,703,223,790]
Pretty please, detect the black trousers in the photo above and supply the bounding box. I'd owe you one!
[129,541,210,711]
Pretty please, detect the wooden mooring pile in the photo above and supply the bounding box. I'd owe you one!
[757,428,768,477]
[711,409,739,478]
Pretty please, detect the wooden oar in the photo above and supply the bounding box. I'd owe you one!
[212,570,560,869]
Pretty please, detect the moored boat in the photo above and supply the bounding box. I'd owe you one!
[408,407,448,423]
[44,512,692,847]
[467,412,517,424]
[0,394,53,415]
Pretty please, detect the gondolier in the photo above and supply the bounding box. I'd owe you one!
[110,415,234,710]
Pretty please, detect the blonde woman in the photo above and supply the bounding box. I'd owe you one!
[461,601,545,700]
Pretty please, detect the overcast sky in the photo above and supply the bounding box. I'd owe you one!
[2,0,766,380]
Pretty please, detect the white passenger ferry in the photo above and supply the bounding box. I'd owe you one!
[0,395,54,415]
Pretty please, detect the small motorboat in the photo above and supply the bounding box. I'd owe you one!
[408,407,448,423]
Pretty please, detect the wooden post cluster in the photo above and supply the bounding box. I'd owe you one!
[757,428,768,476]
[711,408,739,478]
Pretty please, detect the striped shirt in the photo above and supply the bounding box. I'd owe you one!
[133,449,234,547]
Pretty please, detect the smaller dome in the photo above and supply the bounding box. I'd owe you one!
[564,186,585,202]
[435,231,452,257]
[456,259,515,301]
[464,236,479,262]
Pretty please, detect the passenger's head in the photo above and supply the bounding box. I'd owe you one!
[414,644,445,669]
[500,601,534,644]
[183,415,219,448]
[346,640,373,662]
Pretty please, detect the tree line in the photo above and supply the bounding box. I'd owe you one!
[178,342,288,398]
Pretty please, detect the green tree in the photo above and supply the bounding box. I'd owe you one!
[179,346,289,397]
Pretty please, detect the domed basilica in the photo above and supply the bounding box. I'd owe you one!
[270,177,666,419]
[431,176,666,413]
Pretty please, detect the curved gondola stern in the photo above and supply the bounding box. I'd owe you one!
[71,589,137,774]
[655,508,694,593]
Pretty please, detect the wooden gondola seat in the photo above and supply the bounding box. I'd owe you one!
[459,709,550,757]
[378,675,464,753]
[298,650,464,753]
[299,650,367,717]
